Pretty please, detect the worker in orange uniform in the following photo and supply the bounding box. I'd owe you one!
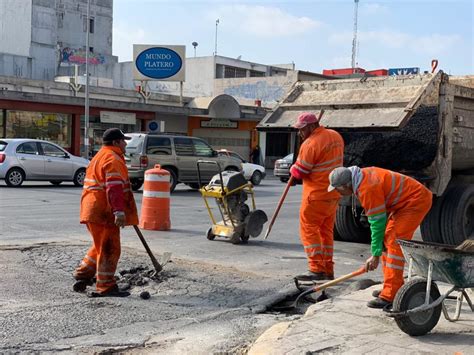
[290,112,344,282]
[73,128,139,297]
[328,166,432,308]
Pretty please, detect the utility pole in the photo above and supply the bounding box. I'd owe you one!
[351,0,359,72]
[214,19,219,56]
[84,0,91,158]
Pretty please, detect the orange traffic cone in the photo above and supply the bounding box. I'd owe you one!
[139,165,171,231]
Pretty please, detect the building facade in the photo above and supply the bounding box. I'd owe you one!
[0,0,116,81]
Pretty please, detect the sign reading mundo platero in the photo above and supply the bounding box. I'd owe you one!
[133,45,185,82]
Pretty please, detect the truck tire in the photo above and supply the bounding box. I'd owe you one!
[335,205,371,243]
[420,195,446,244]
[440,184,474,245]
[162,167,177,192]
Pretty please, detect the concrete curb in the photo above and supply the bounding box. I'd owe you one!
[248,285,474,354]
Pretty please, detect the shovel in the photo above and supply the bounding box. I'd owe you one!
[264,175,295,239]
[273,266,367,311]
[133,225,165,275]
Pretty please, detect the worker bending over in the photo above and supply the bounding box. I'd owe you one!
[328,166,432,308]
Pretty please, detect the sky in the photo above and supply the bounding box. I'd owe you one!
[113,0,473,75]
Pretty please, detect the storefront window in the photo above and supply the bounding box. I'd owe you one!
[79,115,139,157]
[6,110,72,148]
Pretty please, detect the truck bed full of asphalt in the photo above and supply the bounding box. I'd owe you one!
[341,106,439,171]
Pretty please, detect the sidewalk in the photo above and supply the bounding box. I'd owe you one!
[249,285,474,355]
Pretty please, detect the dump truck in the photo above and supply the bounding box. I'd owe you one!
[258,72,474,246]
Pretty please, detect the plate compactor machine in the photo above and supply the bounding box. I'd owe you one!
[197,161,268,244]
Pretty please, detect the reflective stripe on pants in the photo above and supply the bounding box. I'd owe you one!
[74,222,121,293]
[380,190,432,301]
[300,198,338,275]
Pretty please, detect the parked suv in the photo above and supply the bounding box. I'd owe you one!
[125,133,242,192]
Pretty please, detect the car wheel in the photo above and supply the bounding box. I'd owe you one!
[50,180,63,186]
[188,183,200,190]
[162,167,177,192]
[5,168,25,187]
[250,171,263,186]
[73,168,86,187]
[131,179,143,191]
[280,177,289,183]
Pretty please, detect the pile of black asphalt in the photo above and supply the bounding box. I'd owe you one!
[341,106,439,171]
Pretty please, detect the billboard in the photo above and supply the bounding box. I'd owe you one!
[133,45,185,82]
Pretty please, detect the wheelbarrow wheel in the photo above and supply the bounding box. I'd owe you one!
[206,227,216,241]
[393,278,442,336]
[230,231,242,245]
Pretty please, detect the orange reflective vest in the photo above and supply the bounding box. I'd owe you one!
[80,146,139,226]
[294,126,344,200]
[353,166,432,256]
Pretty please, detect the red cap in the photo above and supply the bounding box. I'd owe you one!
[293,112,318,129]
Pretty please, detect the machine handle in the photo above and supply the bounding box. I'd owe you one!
[197,160,224,193]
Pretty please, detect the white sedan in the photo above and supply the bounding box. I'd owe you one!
[217,149,266,185]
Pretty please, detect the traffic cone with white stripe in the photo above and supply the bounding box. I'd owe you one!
[139,164,171,231]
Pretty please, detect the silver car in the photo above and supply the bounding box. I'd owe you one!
[0,139,89,187]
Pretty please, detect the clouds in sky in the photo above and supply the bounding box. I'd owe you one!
[329,30,463,56]
[211,5,322,37]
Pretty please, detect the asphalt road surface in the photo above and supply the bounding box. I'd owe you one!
[0,176,383,353]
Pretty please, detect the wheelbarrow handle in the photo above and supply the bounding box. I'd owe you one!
[264,175,295,240]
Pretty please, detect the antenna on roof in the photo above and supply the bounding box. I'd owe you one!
[351,0,360,72]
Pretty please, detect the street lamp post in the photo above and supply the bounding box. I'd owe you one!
[192,41,198,57]
[84,0,91,158]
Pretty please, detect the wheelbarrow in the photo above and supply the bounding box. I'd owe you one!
[385,240,474,336]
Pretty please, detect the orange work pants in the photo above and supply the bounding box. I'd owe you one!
[300,198,338,276]
[380,191,432,301]
[74,222,121,294]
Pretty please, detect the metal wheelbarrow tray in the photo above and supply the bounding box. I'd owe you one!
[386,240,474,336]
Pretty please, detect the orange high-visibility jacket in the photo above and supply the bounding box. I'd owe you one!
[293,126,344,200]
[80,146,139,226]
[353,166,432,255]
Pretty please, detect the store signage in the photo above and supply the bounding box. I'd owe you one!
[147,120,165,132]
[200,118,238,129]
[388,67,420,76]
[133,45,185,81]
[100,111,136,125]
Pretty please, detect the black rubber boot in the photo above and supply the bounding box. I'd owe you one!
[87,285,130,298]
[73,278,95,293]
[367,297,392,309]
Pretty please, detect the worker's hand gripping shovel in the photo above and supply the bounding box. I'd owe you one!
[133,225,171,276]
[273,266,367,311]
[264,175,295,239]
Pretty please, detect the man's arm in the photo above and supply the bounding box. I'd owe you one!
[104,161,126,227]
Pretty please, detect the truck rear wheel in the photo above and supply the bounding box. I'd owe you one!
[420,195,446,244]
[440,184,474,245]
[335,206,371,243]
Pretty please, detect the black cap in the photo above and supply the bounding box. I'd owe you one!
[102,128,131,142]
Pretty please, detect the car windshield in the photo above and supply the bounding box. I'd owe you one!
[0,141,7,152]
[283,153,293,161]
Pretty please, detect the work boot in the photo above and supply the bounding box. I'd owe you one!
[87,285,130,298]
[367,297,392,309]
[73,278,95,293]
[372,289,381,298]
[295,271,333,282]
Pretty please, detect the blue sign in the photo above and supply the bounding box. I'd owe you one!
[135,47,183,80]
[148,121,159,131]
[388,67,420,76]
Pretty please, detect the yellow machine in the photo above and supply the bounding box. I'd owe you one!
[197,160,268,244]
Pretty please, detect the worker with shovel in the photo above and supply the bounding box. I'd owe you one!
[290,112,344,282]
[73,128,139,297]
[327,166,432,308]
